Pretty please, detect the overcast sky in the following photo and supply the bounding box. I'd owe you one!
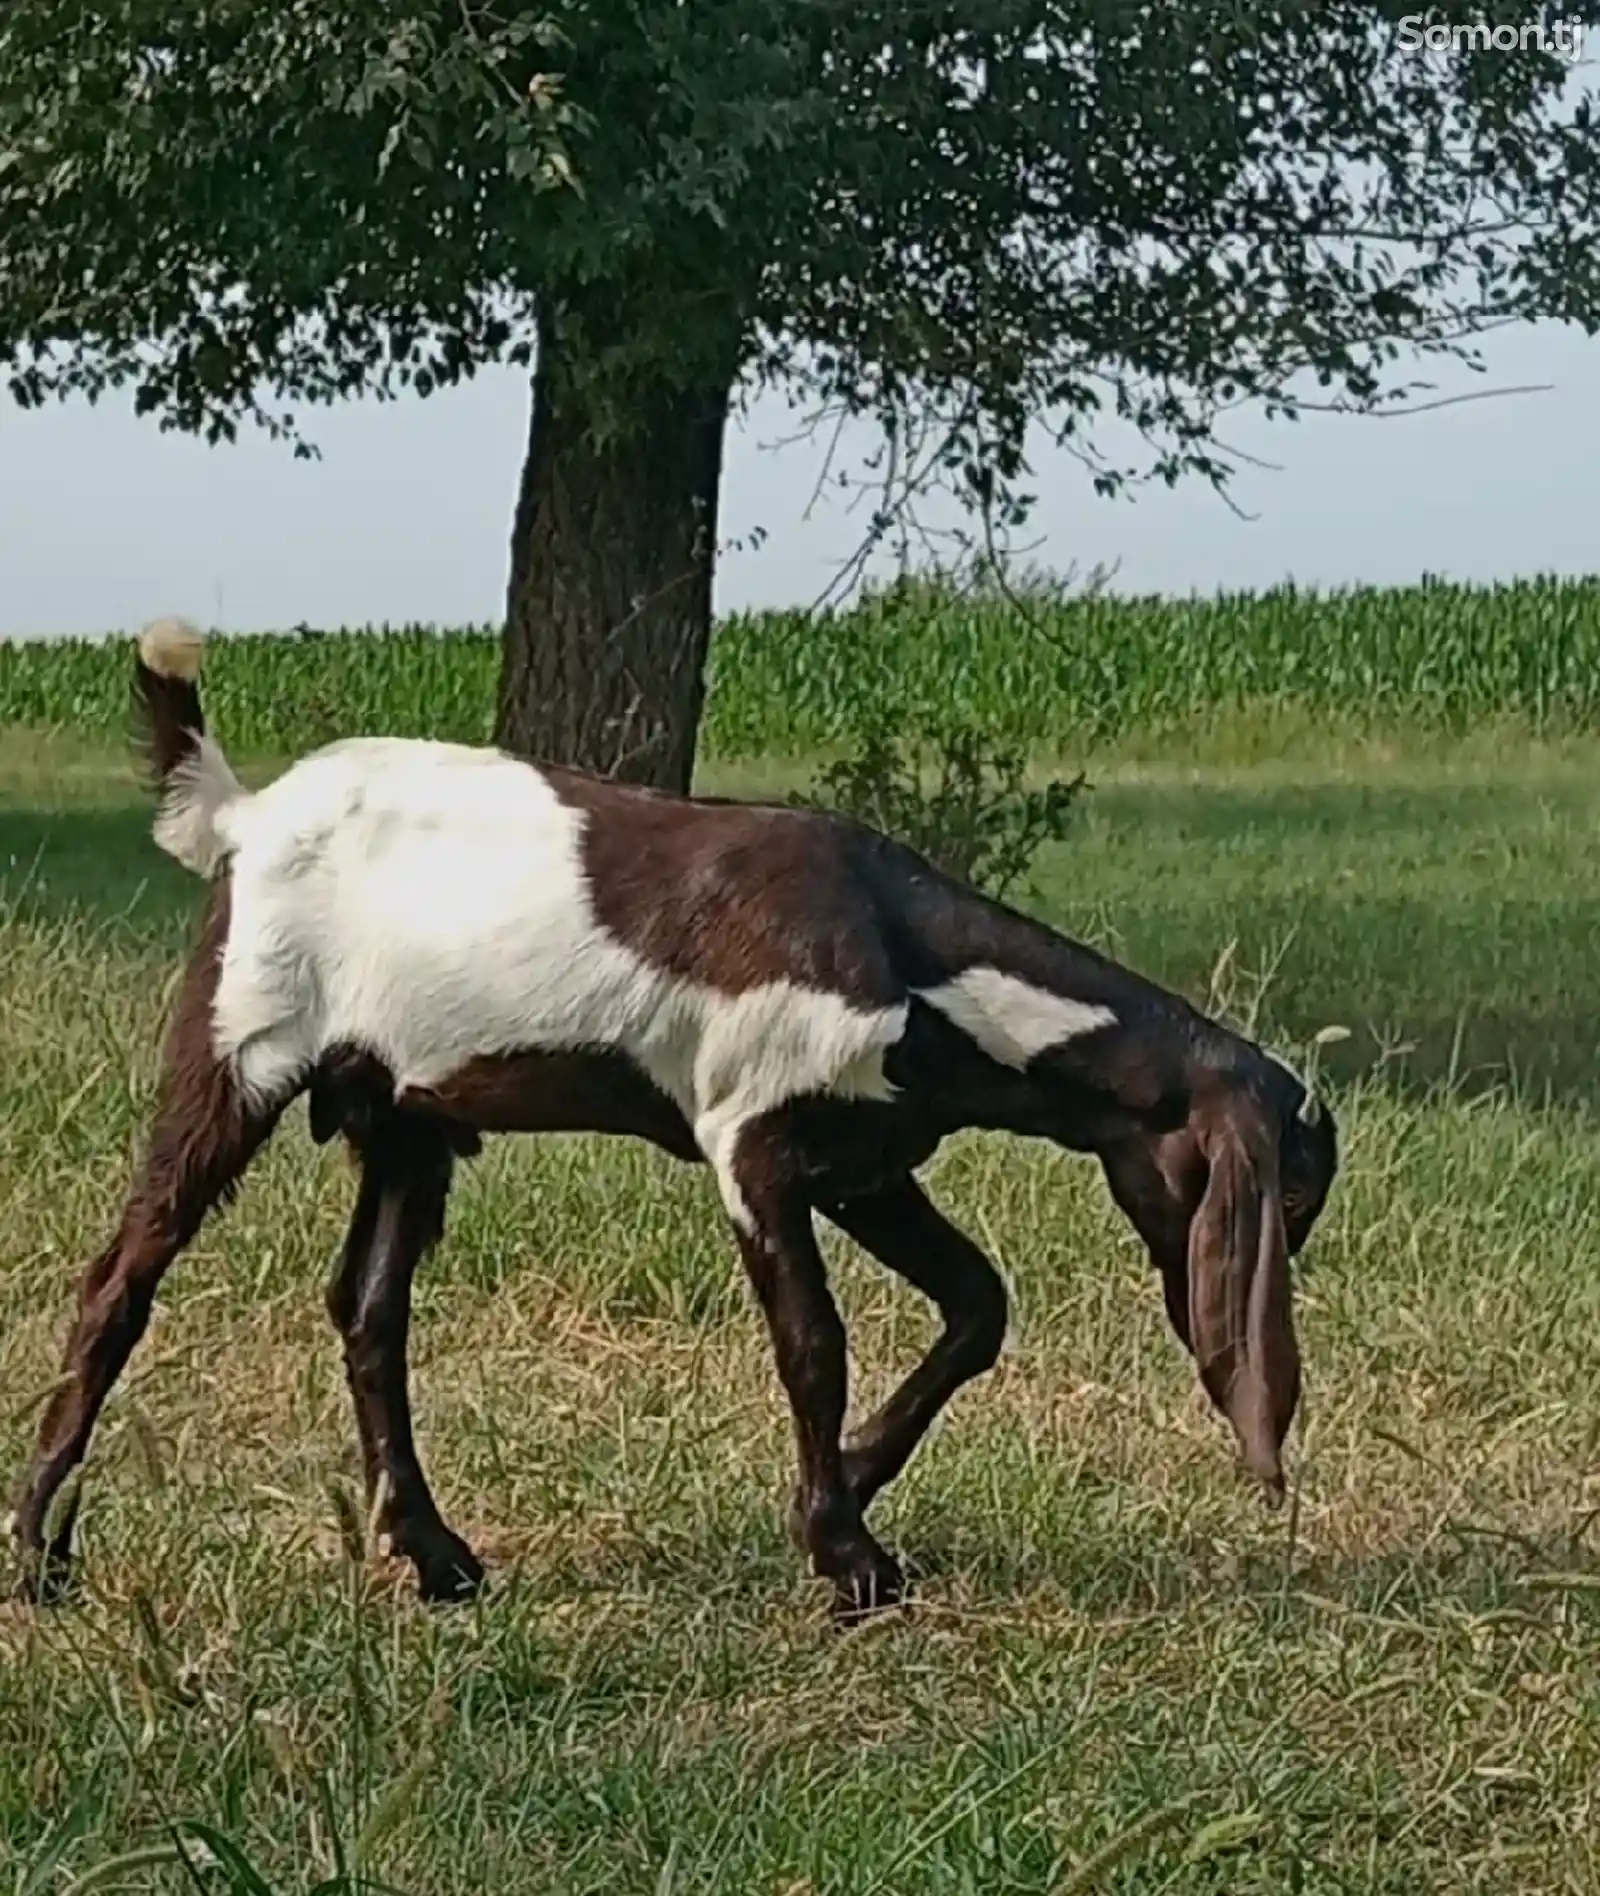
[1,315,1595,640]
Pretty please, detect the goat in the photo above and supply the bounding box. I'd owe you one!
[9,617,1339,1621]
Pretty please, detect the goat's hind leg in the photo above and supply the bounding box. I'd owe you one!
[324,1103,483,1605]
[818,1177,1008,1517]
[10,917,283,1603]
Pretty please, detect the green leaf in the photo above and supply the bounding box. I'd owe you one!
[17,1799,92,1896]
[176,1821,277,1896]
[1051,1795,1207,1893]
[1182,1810,1269,1863]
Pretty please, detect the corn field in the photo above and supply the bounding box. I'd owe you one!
[2,574,1597,756]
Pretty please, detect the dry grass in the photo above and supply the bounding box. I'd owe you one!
[2,723,1599,1893]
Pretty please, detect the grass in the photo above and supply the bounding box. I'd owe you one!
[7,572,1600,760]
[3,708,1600,1892]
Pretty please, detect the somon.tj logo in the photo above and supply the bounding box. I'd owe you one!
[1396,11,1587,61]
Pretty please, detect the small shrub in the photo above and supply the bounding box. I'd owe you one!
[799,711,1087,900]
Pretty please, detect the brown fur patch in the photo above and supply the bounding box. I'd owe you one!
[550,769,905,1003]
[132,657,206,792]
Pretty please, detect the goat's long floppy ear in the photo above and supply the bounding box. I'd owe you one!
[1187,1095,1300,1502]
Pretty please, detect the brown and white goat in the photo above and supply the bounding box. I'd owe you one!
[10,618,1338,1619]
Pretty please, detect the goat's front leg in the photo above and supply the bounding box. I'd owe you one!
[818,1177,1008,1516]
[325,1118,483,1605]
[721,1123,906,1623]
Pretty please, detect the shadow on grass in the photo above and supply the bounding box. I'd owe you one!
[0,805,198,937]
[1047,775,1600,1117]
[1258,1005,1600,1120]
[892,1514,1600,1625]
[434,1498,1600,1649]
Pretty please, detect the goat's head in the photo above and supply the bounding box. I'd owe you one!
[1177,1066,1338,1502]
[1101,1059,1338,1503]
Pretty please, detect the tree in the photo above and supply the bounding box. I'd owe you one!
[2,3,1597,791]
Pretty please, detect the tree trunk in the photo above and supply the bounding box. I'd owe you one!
[494,305,733,793]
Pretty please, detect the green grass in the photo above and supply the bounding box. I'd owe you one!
[6,572,1600,760]
[3,714,1600,1893]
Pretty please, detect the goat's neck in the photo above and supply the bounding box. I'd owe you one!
[899,873,1207,1152]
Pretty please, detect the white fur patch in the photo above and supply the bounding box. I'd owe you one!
[154,734,248,878]
[919,966,1116,1069]
[138,614,206,682]
[690,989,901,1233]
[209,740,909,1186]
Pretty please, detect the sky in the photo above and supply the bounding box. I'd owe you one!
[1,315,1595,640]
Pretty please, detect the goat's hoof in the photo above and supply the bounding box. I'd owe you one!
[413,1538,486,1607]
[825,1543,908,1628]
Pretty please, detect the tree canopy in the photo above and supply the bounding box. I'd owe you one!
[3,2,1598,783]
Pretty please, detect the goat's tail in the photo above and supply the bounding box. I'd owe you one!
[134,616,250,878]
